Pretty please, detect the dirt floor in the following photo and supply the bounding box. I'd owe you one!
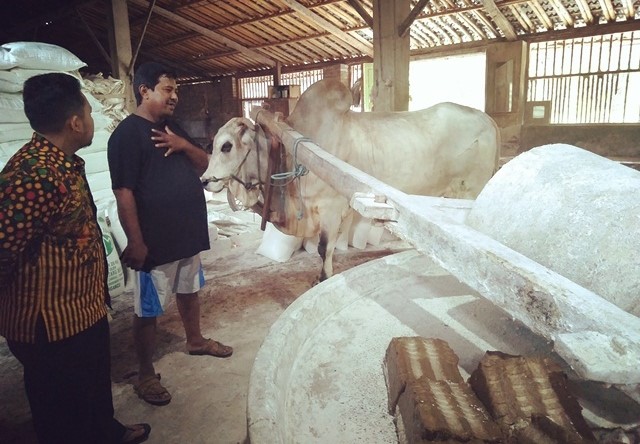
[0,222,406,444]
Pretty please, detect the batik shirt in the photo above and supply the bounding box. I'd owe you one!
[0,133,108,343]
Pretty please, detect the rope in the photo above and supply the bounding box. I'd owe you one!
[270,136,311,183]
[270,136,312,220]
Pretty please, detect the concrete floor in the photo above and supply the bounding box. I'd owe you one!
[0,217,403,444]
[2,199,639,443]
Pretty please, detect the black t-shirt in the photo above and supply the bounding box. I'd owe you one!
[107,114,209,269]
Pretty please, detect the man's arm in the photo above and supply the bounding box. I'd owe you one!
[0,172,57,284]
[112,188,148,271]
[151,126,209,175]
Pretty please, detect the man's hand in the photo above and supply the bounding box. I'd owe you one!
[120,241,148,271]
[151,126,187,157]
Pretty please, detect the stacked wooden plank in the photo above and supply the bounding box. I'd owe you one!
[384,337,595,443]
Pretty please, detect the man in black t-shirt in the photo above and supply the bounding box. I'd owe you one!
[108,62,232,407]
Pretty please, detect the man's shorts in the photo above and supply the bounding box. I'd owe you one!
[133,254,205,317]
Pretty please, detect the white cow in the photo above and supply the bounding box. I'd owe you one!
[203,79,499,281]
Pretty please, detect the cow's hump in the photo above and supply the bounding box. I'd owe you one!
[288,79,352,126]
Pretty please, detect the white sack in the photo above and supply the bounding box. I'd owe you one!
[256,222,303,262]
[2,42,86,71]
[0,47,16,70]
[0,68,84,92]
[0,92,28,123]
[97,216,126,298]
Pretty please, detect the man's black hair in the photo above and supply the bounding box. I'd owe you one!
[133,62,177,105]
[23,73,85,134]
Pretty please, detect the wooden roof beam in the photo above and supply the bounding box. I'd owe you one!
[599,0,618,21]
[622,0,635,18]
[346,0,373,28]
[574,0,595,24]
[549,0,574,27]
[457,12,489,39]
[398,0,429,37]
[480,0,518,40]
[509,4,534,32]
[529,0,554,30]
[472,9,501,38]
[447,15,474,41]
[128,0,277,67]
[277,0,373,55]
[75,7,111,67]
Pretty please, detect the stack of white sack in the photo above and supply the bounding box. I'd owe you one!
[0,41,131,298]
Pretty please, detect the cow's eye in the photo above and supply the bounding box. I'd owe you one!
[221,142,232,153]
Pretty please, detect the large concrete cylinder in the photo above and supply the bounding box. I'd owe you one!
[466,144,640,317]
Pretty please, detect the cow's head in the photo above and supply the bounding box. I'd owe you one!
[202,117,269,208]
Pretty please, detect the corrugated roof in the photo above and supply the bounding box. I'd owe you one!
[1,0,638,83]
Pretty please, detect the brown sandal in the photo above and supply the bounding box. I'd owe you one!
[188,339,233,358]
[133,374,171,406]
[121,423,151,443]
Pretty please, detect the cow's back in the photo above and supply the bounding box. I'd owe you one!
[288,80,499,199]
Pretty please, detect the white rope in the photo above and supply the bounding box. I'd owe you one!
[270,137,311,220]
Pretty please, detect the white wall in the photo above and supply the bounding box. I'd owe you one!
[409,52,486,112]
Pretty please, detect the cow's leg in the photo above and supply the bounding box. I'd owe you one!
[316,217,342,283]
[317,231,332,282]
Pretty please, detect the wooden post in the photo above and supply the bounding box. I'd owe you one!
[107,0,136,112]
[372,0,410,112]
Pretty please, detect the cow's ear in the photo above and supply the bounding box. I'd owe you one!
[238,117,255,138]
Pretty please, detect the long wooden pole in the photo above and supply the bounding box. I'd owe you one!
[250,105,640,385]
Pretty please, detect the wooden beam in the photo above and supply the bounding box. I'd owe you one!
[622,0,635,18]
[346,0,373,28]
[480,0,518,39]
[412,39,488,59]
[372,0,410,112]
[128,0,156,75]
[523,19,640,42]
[573,0,595,24]
[398,0,429,37]
[457,12,489,39]
[549,0,574,27]
[128,0,277,67]
[529,0,553,30]
[249,105,640,385]
[75,7,111,66]
[277,0,373,55]
[509,4,534,32]
[448,14,475,41]
[600,0,618,22]
[472,9,501,38]
[107,0,135,112]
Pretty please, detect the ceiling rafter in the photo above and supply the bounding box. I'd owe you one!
[458,11,489,39]
[399,0,430,37]
[480,0,518,39]
[346,0,373,27]
[472,9,501,37]
[529,0,554,30]
[276,0,373,55]
[128,0,277,66]
[509,4,535,31]
[549,0,574,27]
[1,0,638,81]
[573,0,595,23]
[599,0,618,21]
